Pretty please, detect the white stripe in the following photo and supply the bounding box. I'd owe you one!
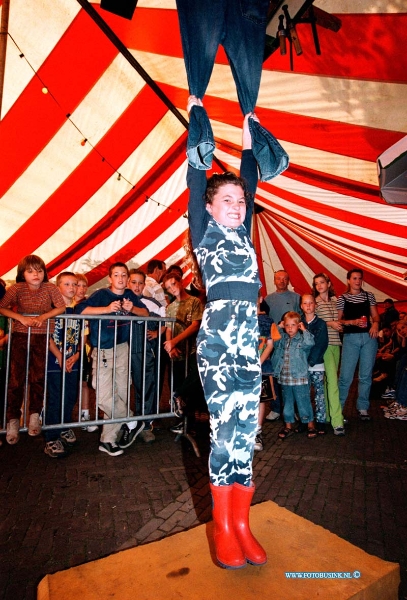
[3,0,80,116]
[1,112,186,281]
[314,1,402,14]
[64,160,188,275]
[138,0,176,7]
[271,215,407,288]
[211,124,378,185]
[0,55,146,238]
[269,172,407,226]
[133,49,407,134]
[264,217,397,300]
[256,188,407,259]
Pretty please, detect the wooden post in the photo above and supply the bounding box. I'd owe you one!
[0,0,11,120]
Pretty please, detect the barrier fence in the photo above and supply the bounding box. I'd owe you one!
[0,313,177,436]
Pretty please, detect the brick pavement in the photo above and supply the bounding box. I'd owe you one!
[1,389,406,600]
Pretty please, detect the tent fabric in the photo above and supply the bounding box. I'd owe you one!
[1,0,407,300]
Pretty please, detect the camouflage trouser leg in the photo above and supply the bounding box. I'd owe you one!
[196,300,261,486]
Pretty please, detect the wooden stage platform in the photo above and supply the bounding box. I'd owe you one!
[38,501,399,600]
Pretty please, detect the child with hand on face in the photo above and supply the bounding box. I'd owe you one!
[271,311,316,439]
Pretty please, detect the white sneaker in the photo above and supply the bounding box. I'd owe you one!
[265,410,280,421]
[81,415,99,432]
[254,433,264,451]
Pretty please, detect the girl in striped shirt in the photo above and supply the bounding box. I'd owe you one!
[0,255,65,444]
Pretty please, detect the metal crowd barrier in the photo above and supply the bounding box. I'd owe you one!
[0,313,178,435]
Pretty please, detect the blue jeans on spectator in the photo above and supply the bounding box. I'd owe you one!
[176,0,288,179]
[131,326,156,430]
[281,383,313,424]
[44,370,78,442]
[395,353,407,407]
[338,333,378,412]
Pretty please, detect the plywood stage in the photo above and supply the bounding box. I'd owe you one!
[38,501,399,600]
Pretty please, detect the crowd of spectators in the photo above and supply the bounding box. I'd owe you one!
[0,259,406,454]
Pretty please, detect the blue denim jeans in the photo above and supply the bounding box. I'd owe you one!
[395,353,407,407]
[281,383,313,424]
[44,370,79,442]
[176,0,289,179]
[338,333,378,412]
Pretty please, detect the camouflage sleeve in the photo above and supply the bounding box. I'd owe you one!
[241,149,258,234]
[187,164,209,250]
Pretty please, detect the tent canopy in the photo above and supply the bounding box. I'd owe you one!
[1,0,406,300]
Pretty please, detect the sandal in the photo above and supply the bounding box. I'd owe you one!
[278,427,294,440]
[6,419,20,444]
[316,422,326,435]
[307,427,318,439]
[295,422,307,434]
[28,413,42,436]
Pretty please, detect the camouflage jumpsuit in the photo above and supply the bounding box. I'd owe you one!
[188,150,261,486]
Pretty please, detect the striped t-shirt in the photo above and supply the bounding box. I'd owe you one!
[315,296,342,346]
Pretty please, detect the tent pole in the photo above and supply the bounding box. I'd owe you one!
[76,0,189,128]
[0,0,11,120]
[75,0,225,171]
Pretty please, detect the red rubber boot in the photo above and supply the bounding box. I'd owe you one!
[210,483,246,569]
[232,483,267,566]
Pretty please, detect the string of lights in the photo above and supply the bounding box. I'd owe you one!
[7,32,175,212]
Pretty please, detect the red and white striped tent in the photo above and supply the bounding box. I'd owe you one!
[1,0,407,301]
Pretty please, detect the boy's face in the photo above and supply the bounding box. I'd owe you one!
[164,277,181,299]
[128,274,145,296]
[58,276,78,303]
[108,268,129,294]
[284,318,300,338]
[75,280,88,301]
[382,327,391,339]
[301,295,316,317]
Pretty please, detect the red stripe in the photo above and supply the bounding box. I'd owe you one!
[85,230,189,290]
[46,133,188,277]
[261,214,407,299]
[0,9,118,197]
[109,7,407,84]
[259,217,311,297]
[214,140,385,205]
[287,218,407,300]
[264,14,407,83]
[1,86,171,276]
[84,193,189,285]
[282,164,383,205]
[138,234,190,277]
[252,212,267,293]
[282,216,405,282]
[256,184,407,258]
[159,84,405,163]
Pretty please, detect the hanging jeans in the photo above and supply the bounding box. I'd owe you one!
[176,0,289,179]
